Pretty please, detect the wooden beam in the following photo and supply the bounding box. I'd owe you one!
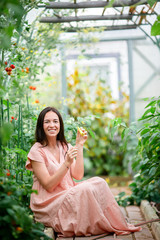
[38,0,147,9]
[40,14,133,23]
[61,24,143,32]
[39,13,154,23]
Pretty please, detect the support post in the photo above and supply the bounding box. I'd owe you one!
[60,46,68,117]
[127,40,135,123]
[117,55,123,100]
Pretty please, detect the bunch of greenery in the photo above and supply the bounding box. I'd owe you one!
[0,0,63,104]
[110,97,160,205]
[0,176,51,240]
[0,99,44,238]
[0,99,39,178]
[0,0,47,49]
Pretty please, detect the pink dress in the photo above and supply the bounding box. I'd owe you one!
[26,142,141,237]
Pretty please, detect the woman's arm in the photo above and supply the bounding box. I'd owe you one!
[71,128,88,180]
[31,147,77,193]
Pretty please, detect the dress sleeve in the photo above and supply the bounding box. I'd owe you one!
[25,143,45,171]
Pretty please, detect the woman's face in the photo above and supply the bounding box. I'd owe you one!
[43,111,60,139]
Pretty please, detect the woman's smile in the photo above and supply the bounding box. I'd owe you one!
[43,111,60,138]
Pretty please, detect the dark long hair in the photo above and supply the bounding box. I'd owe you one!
[35,107,68,148]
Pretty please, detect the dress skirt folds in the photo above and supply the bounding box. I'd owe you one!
[26,142,141,237]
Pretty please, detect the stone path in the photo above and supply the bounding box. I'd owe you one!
[56,205,156,240]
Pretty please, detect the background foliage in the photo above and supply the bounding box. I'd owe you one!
[67,67,130,176]
[111,96,160,205]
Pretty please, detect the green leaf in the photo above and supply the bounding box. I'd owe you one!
[142,97,150,101]
[151,15,160,36]
[150,124,159,129]
[88,129,95,138]
[2,99,12,107]
[142,108,153,117]
[118,191,126,198]
[141,176,153,186]
[138,114,154,121]
[145,100,156,108]
[142,135,150,145]
[0,123,13,145]
[111,126,118,140]
[147,0,157,7]
[149,132,160,145]
[140,128,150,136]
[121,128,125,140]
[149,167,157,176]
[150,107,156,114]
[124,128,130,139]
[6,208,15,216]
[132,160,140,169]
[120,122,127,128]
[129,182,137,187]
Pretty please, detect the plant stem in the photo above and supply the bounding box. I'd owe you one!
[7,99,10,149]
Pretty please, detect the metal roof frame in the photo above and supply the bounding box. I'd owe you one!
[38,1,160,121]
[39,0,146,9]
[38,0,160,47]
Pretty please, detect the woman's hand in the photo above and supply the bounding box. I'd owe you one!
[65,146,78,167]
[76,127,88,146]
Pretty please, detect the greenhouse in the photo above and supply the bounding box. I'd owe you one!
[0,1,160,240]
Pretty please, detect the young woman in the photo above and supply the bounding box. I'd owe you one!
[26,107,141,238]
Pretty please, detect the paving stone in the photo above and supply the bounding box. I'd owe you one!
[75,234,114,240]
[75,235,110,240]
[134,237,155,240]
[99,234,133,240]
[126,206,140,212]
[134,225,154,240]
[117,234,133,240]
[127,211,144,221]
[125,205,144,222]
